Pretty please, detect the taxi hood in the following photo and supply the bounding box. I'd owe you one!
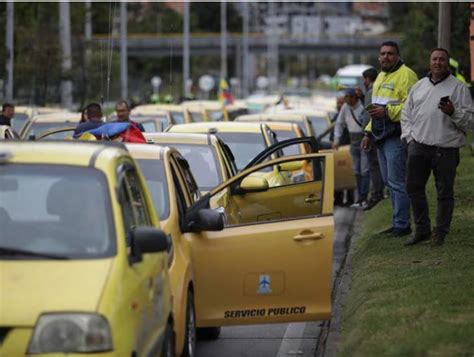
[0,259,113,326]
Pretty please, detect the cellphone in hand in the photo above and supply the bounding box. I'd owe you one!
[439,96,450,104]
[364,103,378,111]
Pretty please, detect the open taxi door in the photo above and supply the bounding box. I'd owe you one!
[185,152,334,327]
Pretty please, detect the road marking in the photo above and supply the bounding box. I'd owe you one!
[277,322,306,357]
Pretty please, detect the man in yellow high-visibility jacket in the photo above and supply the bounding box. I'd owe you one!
[361,41,418,237]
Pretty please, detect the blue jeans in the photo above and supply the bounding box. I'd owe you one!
[376,136,411,230]
[350,140,370,201]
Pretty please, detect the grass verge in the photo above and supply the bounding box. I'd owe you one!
[339,138,474,356]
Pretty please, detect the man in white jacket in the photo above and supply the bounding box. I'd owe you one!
[401,48,474,247]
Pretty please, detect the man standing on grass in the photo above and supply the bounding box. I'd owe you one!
[401,48,474,247]
[361,41,418,237]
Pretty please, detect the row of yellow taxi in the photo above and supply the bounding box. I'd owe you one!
[1,96,353,356]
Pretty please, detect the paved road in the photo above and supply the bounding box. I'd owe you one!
[196,207,357,357]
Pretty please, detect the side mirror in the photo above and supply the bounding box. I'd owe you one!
[279,160,303,171]
[239,175,269,193]
[129,227,169,264]
[187,208,224,232]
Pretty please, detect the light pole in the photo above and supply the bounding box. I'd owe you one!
[5,1,14,102]
[120,1,128,99]
[221,1,227,80]
[59,1,73,109]
[183,2,190,97]
[242,2,250,98]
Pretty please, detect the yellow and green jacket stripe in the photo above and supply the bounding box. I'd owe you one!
[365,64,418,133]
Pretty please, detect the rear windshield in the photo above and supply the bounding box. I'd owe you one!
[0,165,115,259]
[216,132,267,171]
[170,111,186,124]
[208,110,224,121]
[25,122,77,138]
[171,144,222,191]
[132,115,169,132]
[136,159,170,220]
[190,112,204,123]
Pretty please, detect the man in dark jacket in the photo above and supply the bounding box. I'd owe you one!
[0,103,14,126]
[73,103,104,138]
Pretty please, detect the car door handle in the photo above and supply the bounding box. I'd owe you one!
[293,232,324,241]
[304,195,321,203]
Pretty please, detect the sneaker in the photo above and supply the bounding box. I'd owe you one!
[364,197,382,211]
[404,232,431,246]
[350,200,367,209]
[431,232,445,247]
[377,226,394,235]
[391,227,412,237]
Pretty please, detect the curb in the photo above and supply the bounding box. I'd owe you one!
[315,210,364,357]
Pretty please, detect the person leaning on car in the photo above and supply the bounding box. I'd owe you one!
[361,41,418,237]
[73,103,104,138]
[401,48,474,247]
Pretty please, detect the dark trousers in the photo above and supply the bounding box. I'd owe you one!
[367,137,384,200]
[406,141,460,237]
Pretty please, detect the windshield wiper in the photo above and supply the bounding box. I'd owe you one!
[0,246,69,260]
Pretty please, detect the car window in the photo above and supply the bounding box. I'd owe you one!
[135,159,170,220]
[25,122,77,138]
[0,164,115,258]
[308,116,329,136]
[274,130,301,156]
[125,169,151,226]
[208,110,224,121]
[216,132,268,171]
[190,111,204,122]
[170,144,222,191]
[12,113,29,133]
[209,156,325,227]
[175,155,201,203]
[170,111,185,124]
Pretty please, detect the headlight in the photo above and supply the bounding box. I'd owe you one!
[28,313,113,354]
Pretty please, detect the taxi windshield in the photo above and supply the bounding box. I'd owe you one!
[216,132,267,171]
[136,159,170,220]
[171,144,222,191]
[0,165,115,259]
[190,111,204,122]
[208,110,224,121]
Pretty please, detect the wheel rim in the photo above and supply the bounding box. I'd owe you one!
[187,301,196,357]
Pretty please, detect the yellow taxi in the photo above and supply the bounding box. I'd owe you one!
[144,132,237,193]
[0,141,174,356]
[0,125,19,140]
[235,113,356,192]
[181,101,227,121]
[127,144,335,355]
[20,112,81,140]
[134,104,192,125]
[129,106,174,132]
[11,106,66,136]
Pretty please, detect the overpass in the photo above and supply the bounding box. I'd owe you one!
[92,32,400,58]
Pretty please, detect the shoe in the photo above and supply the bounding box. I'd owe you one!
[364,197,382,211]
[404,232,431,246]
[391,227,412,237]
[350,200,368,209]
[377,226,394,235]
[431,232,445,247]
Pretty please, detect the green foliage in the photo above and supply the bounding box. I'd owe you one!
[390,2,470,79]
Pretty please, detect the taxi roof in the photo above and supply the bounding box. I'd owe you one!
[126,143,167,161]
[135,104,185,112]
[31,112,81,123]
[168,121,266,134]
[181,100,224,110]
[261,121,300,132]
[236,113,308,122]
[14,106,66,116]
[144,132,213,146]
[131,107,169,116]
[0,141,128,168]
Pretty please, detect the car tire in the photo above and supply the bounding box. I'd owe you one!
[182,290,196,357]
[161,321,175,357]
[197,327,221,340]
